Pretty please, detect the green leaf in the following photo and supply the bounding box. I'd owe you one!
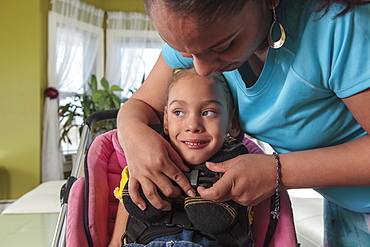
[110,85,123,92]
[97,89,107,95]
[84,107,91,117]
[65,116,74,126]
[106,96,114,109]
[92,91,103,103]
[98,96,107,110]
[111,94,121,108]
[101,77,109,91]
[141,72,145,84]
[90,75,98,93]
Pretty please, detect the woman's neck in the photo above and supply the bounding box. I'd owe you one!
[248,39,270,78]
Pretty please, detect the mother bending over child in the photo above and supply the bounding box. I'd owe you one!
[117,0,370,246]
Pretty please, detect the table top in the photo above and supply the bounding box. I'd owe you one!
[0,213,59,247]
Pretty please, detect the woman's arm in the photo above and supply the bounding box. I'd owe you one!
[199,88,370,206]
[117,54,195,211]
[282,88,370,189]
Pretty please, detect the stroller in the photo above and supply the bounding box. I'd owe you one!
[51,110,298,247]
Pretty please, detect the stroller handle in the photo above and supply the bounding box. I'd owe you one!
[71,109,119,178]
[84,109,119,129]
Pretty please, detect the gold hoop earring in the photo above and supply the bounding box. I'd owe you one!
[268,6,286,49]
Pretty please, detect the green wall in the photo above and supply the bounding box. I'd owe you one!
[0,0,48,199]
[83,0,146,12]
[0,0,145,199]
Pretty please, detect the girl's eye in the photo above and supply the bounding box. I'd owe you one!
[202,110,216,116]
[174,110,184,116]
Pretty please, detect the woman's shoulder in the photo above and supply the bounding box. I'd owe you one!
[280,0,370,96]
[281,0,370,43]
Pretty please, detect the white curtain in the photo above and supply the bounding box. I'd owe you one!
[105,12,164,100]
[42,0,104,182]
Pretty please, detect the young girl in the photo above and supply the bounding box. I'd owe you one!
[109,67,296,246]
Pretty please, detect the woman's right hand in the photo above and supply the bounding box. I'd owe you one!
[118,119,195,211]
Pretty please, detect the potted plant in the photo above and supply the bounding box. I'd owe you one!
[58,75,123,144]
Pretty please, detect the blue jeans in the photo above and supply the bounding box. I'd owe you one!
[123,229,221,247]
[324,199,370,247]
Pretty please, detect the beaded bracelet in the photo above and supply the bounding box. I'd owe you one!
[271,152,281,219]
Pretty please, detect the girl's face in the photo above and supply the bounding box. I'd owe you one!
[164,73,234,165]
[151,1,272,76]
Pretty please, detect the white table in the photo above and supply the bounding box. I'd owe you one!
[0,213,59,246]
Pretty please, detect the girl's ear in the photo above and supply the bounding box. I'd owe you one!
[228,109,241,138]
[163,106,169,135]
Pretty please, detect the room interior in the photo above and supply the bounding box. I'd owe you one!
[0,0,323,246]
[0,0,146,203]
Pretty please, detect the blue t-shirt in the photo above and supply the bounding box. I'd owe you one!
[161,0,370,213]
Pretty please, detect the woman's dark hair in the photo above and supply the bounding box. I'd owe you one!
[144,0,370,20]
[144,0,248,24]
[316,0,370,18]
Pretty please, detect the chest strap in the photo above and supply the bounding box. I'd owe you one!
[123,203,254,247]
[123,142,256,246]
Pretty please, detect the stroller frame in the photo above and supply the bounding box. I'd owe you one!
[52,109,119,247]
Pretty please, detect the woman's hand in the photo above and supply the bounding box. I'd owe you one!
[198,154,277,206]
[119,121,196,211]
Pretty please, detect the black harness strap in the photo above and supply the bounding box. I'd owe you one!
[122,216,148,244]
[230,222,253,247]
[215,220,253,247]
[237,60,258,88]
[123,215,185,245]
[123,194,254,247]
[263,194,279,247]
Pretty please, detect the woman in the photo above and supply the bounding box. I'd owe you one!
[117,0,370,245]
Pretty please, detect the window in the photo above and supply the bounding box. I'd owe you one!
[49,10,163,156]
[43,0,105,181]
[48,10,104,155]
[112,37,163,100]
[105,12,164,100]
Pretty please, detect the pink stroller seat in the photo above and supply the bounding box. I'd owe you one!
[67,129,125,246]
[66,129,297,247]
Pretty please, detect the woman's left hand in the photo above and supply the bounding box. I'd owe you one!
[197,154,278,206]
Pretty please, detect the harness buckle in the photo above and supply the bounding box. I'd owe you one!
[185,164,223,188]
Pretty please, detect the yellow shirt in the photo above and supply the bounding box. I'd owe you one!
[113,166,129,204]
